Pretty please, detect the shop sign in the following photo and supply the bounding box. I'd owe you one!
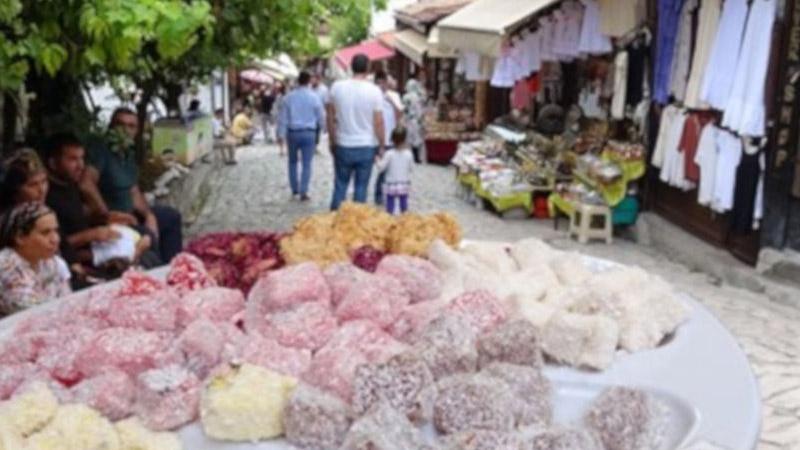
[775,0,800,196]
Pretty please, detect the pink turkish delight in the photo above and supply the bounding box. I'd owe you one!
[134,365,201,431]
[433,373,516,435]
[250,301,338,351]
[69,369,136,421]
[118,270,167,297]
[176,287,245,328]
[166,252,217,292]
[107,290,179,332]
[0,362,38,400]
[177,319,223,378]
[446,290,508,334]
[235,332,312,378]
[75,328,166,378]
[247,262,331,313]
[482,363,552,427]
[412,315,478,380]
[323,263,371,306]
[376,255,443,304]
[477,320,543,369]
[335,274,410,328]
[35,325,97,385]
[387,300,447,342]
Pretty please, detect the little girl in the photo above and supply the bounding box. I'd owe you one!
[376,127,414,215]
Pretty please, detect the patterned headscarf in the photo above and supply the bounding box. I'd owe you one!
[0,202,54,249]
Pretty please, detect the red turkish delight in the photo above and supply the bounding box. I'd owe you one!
[166,252,217,292]
[35,325,97,385]
[376,255,443,304]
[235,332,312,378]
[176,287,245,328]
[134,364,201,431]
[247,262,331,314]
[335,274,410,328]
[252,301,338,351]
[69,369,136,421]
[446,290,508,334]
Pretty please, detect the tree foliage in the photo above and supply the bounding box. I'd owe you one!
[324,0,387,49]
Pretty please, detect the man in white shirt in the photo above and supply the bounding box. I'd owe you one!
[327,54,385,210]
[373,71,403,205]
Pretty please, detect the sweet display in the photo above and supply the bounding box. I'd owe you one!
[0,206,697,449]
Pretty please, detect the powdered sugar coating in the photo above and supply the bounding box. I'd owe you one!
[412,315,478,380]
[433,373,515,435]
[252,301,338,351]
[584,387,668,450]
[528,426,604,450]
[166,252,218,293]
[134,364,201,431]
[69,369,136,421]
[376,255,443,304]
[352,352,436,423]
[477,320,543,369]
[176,287,245,328]
[247,262,331,314]
[335,273,410,328]
[74,327,167,379]
[234,332,312,379]
[446,290,508,334]
[341,402,431,450]
[481,363,552,427]
[283,384,353,450]
[107,289,179,332]
[441,430,526,450]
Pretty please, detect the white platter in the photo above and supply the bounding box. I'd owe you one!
[0,256,760,449]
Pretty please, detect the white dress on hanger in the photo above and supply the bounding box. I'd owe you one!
[699,0,749,110]
[652,105,682,169]
[659,110,693,190]
[611,51,628,120]
[694,124,719,207]
[578,0,612,55]
[722,0,777,137]
[711,130,743,213]
[684,0,722,109]
[669,0,699,102]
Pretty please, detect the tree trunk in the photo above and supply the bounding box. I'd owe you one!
[2,93,18,157]
[162,82,183,117]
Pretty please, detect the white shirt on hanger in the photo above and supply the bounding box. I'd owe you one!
[700,0,749,110]
[611,51,629,120]
[669,0,699,102]
[652,105,682,169]
[694,124,719,207]
[578,0,613,55]
[711,129,743,213]
[659,110,693,190]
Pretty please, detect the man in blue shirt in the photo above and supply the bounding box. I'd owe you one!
[277,71,326,201]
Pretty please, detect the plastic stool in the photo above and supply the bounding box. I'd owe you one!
[569,203,613,244]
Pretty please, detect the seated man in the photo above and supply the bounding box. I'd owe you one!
[80,107,183,263]
[212,108,237,165]
[45,133,160,286]
[230,105,255,147]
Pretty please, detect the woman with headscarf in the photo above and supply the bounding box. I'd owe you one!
[0,202,71,316]
[403,76,428,164]
[0,148,49,212]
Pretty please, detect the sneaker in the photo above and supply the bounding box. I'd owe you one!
[291,193,300,201]
[300,194,311,202]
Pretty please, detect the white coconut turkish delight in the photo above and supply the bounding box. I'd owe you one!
[540,311,620,370]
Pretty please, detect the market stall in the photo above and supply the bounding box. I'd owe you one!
[0,206,760,449]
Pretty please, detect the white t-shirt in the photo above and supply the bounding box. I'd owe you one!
[381,90,402,146]
[329,78,384,147]
[314,83,330,104]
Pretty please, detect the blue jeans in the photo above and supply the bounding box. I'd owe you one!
[374,172,386,205]
[287,130,316,195]
[331,145,378,210]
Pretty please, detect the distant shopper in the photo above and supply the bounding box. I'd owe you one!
[403,73,427,163]
[212,108,237,164]
[0,202,71,316]
[375,127,414,215]
[373,71,404,205]
[327,53,385,210]
[260,86,277,143]
[311,75,330,149]
[277,71,326,201]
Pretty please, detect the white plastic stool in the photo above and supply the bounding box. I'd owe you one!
[569,203,613,244]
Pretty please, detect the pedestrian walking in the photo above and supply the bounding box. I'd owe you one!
[375,127,414,215]
[327,53,385,210]
[373,71,403,205]
[260,85,277,143]
[311,75,330,151]
[273,83,286,156]
[277,71,326,202]
[403,73,428,163]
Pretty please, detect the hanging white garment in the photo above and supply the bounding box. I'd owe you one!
[579,85,607,119]
[652,105,682,169]
[669,0,699,102]
[539,17,557,62]
[694,124,719,206]
[659,110,694,190]
[578,0,613,55]
[754,151,765,226]
[459,52,492,82]
[611,51,629,119]
[490,51,517,88]
[527,31,542,73]
[699,0,748,110]
[509,39,528,81]
[711,130,743,213]
[722,0,777,137]
[684,0,722,109]
[554,1,584,60]
[517,32,534,77]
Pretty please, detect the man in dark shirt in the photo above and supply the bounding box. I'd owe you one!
[261,86,277,143]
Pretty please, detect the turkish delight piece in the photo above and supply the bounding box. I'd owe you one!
[0,363,38,400]
[283,384,353,450]
[335,273,410,328]
[118,269,167,297]
[445,290,508,334]
[376,255,443,304]
[108,289,179,332]
[166,252,217,292]
[540,311,620,370]
[477,319,543,369]
[233,332,312,379]
[352,352,436,423]
[0,381,58,437]
[200,364,298,442]
[527,426,604,450]
[69,369,136,421]
[508,238,563,269]
[176,286,245,328]
[481,363,551,427]
[115,417,182,450]
[460,241,518,273]
[75,328,166,378]
[134,364,201,431]
[177,318,223,378]
[512,295,561,332]
[340,402,431,450]
[247,262,331,314]
[387,300,447,342]
[549,252,593,285]
[26,404,120,450]
[249,301,338,351]
[323,262,371,306]
[35,325,97,385]
[412,315,478,380]
[440,430,526,450]
[433,373,515,435]
[584,387,668,450]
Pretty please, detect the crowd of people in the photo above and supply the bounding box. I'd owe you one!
[0,108,183,316]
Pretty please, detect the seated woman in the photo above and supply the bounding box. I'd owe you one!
[0,202,71,316]
[0,148,49,212]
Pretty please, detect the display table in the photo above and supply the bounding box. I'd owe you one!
[0,256,760,450]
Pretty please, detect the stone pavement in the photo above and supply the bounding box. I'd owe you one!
[189,143,800,449]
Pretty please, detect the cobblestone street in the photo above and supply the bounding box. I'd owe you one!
[189,143,800,449]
